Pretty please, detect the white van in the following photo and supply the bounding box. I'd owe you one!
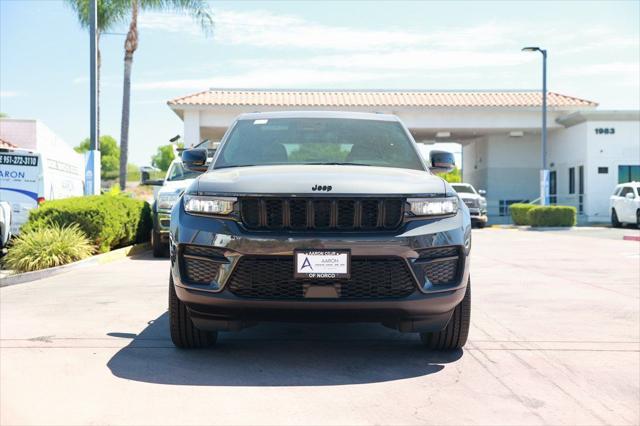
[0,148,84,235]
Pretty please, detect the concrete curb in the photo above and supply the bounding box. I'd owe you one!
[488,225,615,231]
[0,243,150,288]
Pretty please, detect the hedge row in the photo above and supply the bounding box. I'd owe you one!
[509,203,537,225]
[509,204,577,227]
[24,194,152,253]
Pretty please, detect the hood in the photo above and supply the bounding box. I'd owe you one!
[195,165,446,195]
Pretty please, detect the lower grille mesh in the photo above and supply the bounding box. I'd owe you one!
[416,246,461,286]
[227,257,416,299]
[181,245,227,285]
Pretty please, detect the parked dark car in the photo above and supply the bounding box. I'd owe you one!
[169,111,472,350]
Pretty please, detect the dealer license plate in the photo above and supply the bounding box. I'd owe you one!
[294,249,351,279]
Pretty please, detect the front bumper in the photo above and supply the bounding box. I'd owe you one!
[153,209,172,242]
[169,202,472,332]
[468,207,488,223]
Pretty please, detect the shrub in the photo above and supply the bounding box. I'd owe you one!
[528,206,576,227]
[24,194,152,253]
[4,224,94,272]
[510,203,537,225]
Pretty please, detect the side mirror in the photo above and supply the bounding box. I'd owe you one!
[429,150,456,174]
[182,148,208,172]
[625,192,635,200]
[478,189,487,196]
[140,170,163,186]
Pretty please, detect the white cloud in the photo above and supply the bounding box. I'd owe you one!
[134,67,398,90]
[556,62,640,86]
[0,90,21,98]
[134,8,639,99]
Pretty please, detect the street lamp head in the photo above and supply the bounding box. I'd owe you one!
[522,46,541,52]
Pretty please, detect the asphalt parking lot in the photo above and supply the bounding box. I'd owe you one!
[1,228,639,425]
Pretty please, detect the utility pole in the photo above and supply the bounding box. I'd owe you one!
[86,0,101,195]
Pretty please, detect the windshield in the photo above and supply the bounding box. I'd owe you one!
[166,162,202,181]
[452,184,476,194]
[214,117,424,171]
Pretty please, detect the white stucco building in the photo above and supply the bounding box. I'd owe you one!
[168,89,640,224]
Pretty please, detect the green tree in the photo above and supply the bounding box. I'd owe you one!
[75,135,120,179]
[151,143,182,171]
[0,112,8,118]
[438,167,462,183]
[118,0,214,190]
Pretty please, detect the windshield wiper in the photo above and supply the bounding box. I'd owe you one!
[303,162,374,167]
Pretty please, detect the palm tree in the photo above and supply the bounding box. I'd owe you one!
[118,0,213,190]
[66,0,130,142]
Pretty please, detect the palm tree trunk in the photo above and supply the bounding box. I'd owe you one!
[118,0,138,190]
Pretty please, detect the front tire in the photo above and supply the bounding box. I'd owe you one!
[421,282,471,350]
[152,229,167,257]
[611,209,622,228]
[169,275,217,349]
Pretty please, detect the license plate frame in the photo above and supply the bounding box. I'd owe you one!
[294,249,351,279]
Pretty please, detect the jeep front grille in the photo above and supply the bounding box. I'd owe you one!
[227,256,416,299]
[239,197,404,231]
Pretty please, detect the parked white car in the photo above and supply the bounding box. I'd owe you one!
[610,182,640,227]
[451,183,488,228]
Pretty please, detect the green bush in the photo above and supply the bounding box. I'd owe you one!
[510,203,537,225]
[24,194,152,253]
[528,206,576,227]
[4,224,94,272]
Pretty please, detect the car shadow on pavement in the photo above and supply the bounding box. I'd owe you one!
[107,313,462,387]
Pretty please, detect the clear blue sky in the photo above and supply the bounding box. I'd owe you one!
[1,0,638,165]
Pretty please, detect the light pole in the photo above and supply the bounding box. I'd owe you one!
[85,0,101,195]
[522,46,548,205]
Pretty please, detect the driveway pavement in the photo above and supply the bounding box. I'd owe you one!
[1,229,638,425]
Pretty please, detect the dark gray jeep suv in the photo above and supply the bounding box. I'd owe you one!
[169,111,472,350]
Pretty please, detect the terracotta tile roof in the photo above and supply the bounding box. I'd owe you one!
[168,89,598,108]
[0,137,17,148]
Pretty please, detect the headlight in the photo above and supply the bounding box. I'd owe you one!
[183,194,236,215]
[157,193,180,210]
[408,197,458,216]
[479,198,487,208]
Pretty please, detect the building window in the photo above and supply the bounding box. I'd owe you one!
[618,165,640,183]
[500,200,528,217]
[569,167,575,194]
[598,167,608,174]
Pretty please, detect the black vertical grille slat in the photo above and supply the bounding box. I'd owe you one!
[240,197,404,231]
[383,199,403,228]
[265,199,284,229]
[241,199,261,228]
[361,199,379,229]
[337,200,356,228]
[313,200,332,229]
[289,199,308,229]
